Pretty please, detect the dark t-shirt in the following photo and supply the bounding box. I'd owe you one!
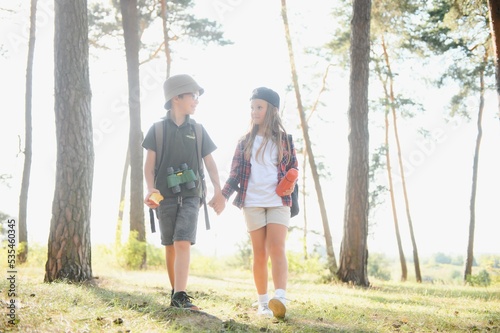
[142,114,217,198]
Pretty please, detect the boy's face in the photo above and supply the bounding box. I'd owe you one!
[175,92,199,115]
[250,99,268,126]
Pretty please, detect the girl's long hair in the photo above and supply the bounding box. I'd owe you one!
[243,102,291,165]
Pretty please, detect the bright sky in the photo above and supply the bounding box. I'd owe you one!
[1,0,499,261]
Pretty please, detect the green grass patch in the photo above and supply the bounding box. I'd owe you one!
[1,245,499,332]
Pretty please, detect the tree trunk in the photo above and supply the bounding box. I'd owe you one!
[302,66,332,261]
[45,0,93,283]
[116,147,129,247]
[384,101,407,282]
[280,0,337,273]
[378,37,409,282]
[337,0,371,286]
[487,0,500,120]
[302,153,308,260]
[382,38,422,282]
[160,0,172,78]
[385,55,422,282]
[464,57,486,282]
[18,0,38,264]
[120,0,146,268]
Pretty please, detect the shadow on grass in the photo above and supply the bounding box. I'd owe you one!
[83,275,365,333]
[82,278,228,332]
[83,276,280,332]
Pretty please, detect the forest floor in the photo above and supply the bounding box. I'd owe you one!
[1,249,500,333]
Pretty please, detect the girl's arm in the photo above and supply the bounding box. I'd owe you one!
[222,140,244,199]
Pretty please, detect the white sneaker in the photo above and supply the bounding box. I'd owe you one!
[257,302,273,317]
[268,297,286,318]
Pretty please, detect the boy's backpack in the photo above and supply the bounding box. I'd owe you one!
[149,118,210,232]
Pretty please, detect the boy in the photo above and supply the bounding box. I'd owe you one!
[142,74,225,310]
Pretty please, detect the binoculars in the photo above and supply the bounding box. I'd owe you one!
[166,163,197,194]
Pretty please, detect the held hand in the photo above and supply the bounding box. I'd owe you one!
[144,189,162,209]
[208,191,226,215]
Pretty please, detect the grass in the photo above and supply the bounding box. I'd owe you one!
[1,246,499,332]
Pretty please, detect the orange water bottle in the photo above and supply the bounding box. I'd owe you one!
[276,168,298,196]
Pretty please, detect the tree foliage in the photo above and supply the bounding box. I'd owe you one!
[88,0,231,57]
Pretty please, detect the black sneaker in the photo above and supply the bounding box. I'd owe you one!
[169,289,174,303]
[170,291,199,310]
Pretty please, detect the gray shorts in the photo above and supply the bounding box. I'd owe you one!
[156,196,200,246]
[242,206,290,232]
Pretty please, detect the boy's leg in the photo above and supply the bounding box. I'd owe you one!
[170,240,197,310]
[157,198,178,296]
[165,245,175,291]
[169,197,199,310]
[173,240,191,292]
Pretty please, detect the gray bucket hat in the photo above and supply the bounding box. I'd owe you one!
[163,74,204,109]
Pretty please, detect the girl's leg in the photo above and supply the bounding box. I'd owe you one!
[266,223,288,291]
[267,223,288,318]
[249,227,269,295]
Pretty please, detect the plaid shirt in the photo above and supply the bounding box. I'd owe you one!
[222,133,298,209]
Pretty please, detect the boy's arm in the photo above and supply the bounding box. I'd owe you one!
[203,153,226,215]
[144,149,160,208]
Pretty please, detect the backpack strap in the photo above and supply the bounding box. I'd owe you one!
[194,122,203,176]
[150,120,165,234]
[190,120,210,230]
[286,133,299,217]
[154,120,165,179]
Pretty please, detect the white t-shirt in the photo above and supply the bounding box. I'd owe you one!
[244,135,283,207]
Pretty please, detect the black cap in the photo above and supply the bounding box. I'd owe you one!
[250,87,280,108]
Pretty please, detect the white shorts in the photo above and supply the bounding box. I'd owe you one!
[242,206,290,232]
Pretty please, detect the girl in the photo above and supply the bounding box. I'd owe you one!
[222,87,298,318]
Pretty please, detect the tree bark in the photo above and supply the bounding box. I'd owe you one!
[337,0,371,286]
[120,0,146,268]
[487,0,500,120]
[280,0,337,273]
[45,0,93,282]
[18,0,38,264]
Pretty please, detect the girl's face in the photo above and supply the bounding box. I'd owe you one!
[251,99,268,126]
